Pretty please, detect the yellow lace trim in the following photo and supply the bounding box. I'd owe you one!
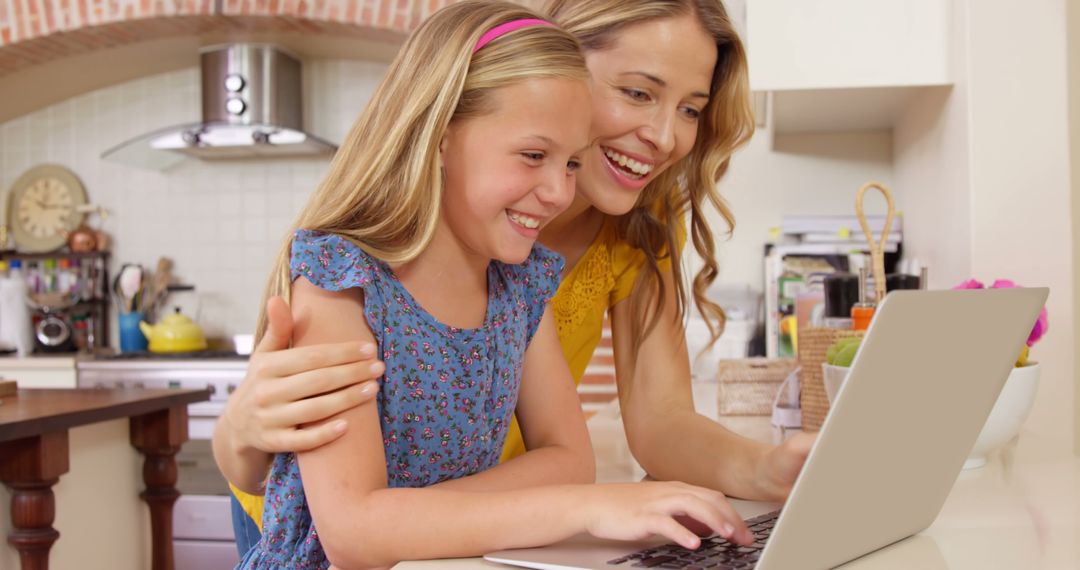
[552,241,615,338]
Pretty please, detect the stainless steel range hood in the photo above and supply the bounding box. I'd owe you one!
[103,44,337,170]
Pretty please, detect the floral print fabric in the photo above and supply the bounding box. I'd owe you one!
[238,229,563,569]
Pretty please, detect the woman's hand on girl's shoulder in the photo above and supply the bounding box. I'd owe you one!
[224,296,384,454]
[580,481,754,549]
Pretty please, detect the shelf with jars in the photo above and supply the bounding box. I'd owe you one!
[0,250,110,354]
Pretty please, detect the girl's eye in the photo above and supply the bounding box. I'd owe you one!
[620,88,651,102]
[522,152,545,162]
[567,160,581,173]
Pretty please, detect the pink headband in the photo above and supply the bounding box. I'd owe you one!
[473,18,555,53]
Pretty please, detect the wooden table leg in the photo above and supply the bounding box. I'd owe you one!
[0,431,70,570]
[130,405,188,570]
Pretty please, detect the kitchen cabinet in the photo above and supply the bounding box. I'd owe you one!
[0,356,76,388]
[747,0,952,134]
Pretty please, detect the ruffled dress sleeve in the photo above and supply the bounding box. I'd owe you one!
[290,229,378,291]
[288,228,389,354]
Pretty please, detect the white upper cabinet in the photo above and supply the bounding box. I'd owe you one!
[746,0,952,133]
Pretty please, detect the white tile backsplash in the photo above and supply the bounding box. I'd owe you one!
[0,58,388,343]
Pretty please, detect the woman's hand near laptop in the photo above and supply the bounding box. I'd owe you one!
[212,296,382,493]
[755,432,817,501]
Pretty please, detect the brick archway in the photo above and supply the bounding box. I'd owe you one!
[0,0,479,75]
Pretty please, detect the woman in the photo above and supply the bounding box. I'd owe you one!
[214,0,814,551]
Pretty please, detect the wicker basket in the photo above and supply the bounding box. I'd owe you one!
[798,327,865,431]
[716,358,799,416]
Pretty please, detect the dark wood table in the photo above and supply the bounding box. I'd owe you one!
[0,388,210,570]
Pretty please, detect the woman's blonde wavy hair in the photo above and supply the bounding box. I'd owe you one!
[545,0,754,345]
[255,0,588,342]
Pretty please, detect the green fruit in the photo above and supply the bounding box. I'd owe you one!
[834,342,861,367]
[826,344,840,365]
[836,337,862,349]
[826,337,862,365]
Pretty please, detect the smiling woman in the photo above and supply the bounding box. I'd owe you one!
[571,15,718,213]
[216,0,817,560]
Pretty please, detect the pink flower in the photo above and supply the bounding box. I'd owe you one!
[1027,307,1049,346]
[952,279,985,290]
[954,278,1049,346]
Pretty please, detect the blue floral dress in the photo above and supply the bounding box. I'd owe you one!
[238,229,563,569]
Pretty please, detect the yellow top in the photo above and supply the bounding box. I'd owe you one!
[498,217,680,461]
[232,216,685,528]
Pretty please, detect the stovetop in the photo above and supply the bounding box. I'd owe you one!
[93,350,248,361]
[77,350,249,373]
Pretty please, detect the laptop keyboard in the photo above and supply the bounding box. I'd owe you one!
[605,509,780,569]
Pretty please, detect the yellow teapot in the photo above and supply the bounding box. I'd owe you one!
[139,308,208,353]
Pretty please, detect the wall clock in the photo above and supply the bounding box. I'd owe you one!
[6,165,89,253]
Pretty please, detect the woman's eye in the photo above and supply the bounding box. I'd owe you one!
[567,160,581,173]
[620,88,651,102]
[522,152,545,161]
[681,106,702,120]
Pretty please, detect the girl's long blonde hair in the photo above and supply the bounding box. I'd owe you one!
[545,0,754,345]
[255,0,588,342]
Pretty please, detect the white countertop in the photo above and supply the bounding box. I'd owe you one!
[393,395,1079,570]
[0,355,76,369]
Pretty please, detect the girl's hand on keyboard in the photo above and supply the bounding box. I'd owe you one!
[581,482,754,549]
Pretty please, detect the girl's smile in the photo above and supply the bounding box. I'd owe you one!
[439,76,593,265]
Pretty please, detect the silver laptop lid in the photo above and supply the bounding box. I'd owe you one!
[759,287,1048,569]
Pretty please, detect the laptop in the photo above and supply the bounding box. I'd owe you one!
[485,287,1048,570]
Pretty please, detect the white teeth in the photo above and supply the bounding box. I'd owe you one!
[508,211,540,230]
[603,148,653,178]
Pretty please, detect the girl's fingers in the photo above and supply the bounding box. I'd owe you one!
[657,495,729,540]
[673,514,714,538]
[272,360,384,403]
[256,341,376,378]
[275,382,378,428]
[647,515,700,550]
[668,485,752,545]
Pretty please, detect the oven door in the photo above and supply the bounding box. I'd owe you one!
[175,418,241,569]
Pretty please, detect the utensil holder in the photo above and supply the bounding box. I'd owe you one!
[118,311,147,353]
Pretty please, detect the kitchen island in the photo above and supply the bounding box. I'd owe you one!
[0,387,210,570]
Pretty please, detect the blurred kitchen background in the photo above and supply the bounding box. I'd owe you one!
[1,0,1078,568]
[0,0,1074,470]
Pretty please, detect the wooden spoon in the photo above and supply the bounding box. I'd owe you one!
[144,257,173,315]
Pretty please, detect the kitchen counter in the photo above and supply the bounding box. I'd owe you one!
[0,387,210,570]
[393,403,1079,570]
[0,355,77,368]
[0,356,77,389]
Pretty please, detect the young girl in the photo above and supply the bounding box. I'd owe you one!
[230,2,751,568]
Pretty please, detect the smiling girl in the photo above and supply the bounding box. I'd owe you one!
[231,2,752,568]
[218,0,813,558]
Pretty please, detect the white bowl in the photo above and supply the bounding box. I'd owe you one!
[821,363,851,404]
[964,362,1040,469]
